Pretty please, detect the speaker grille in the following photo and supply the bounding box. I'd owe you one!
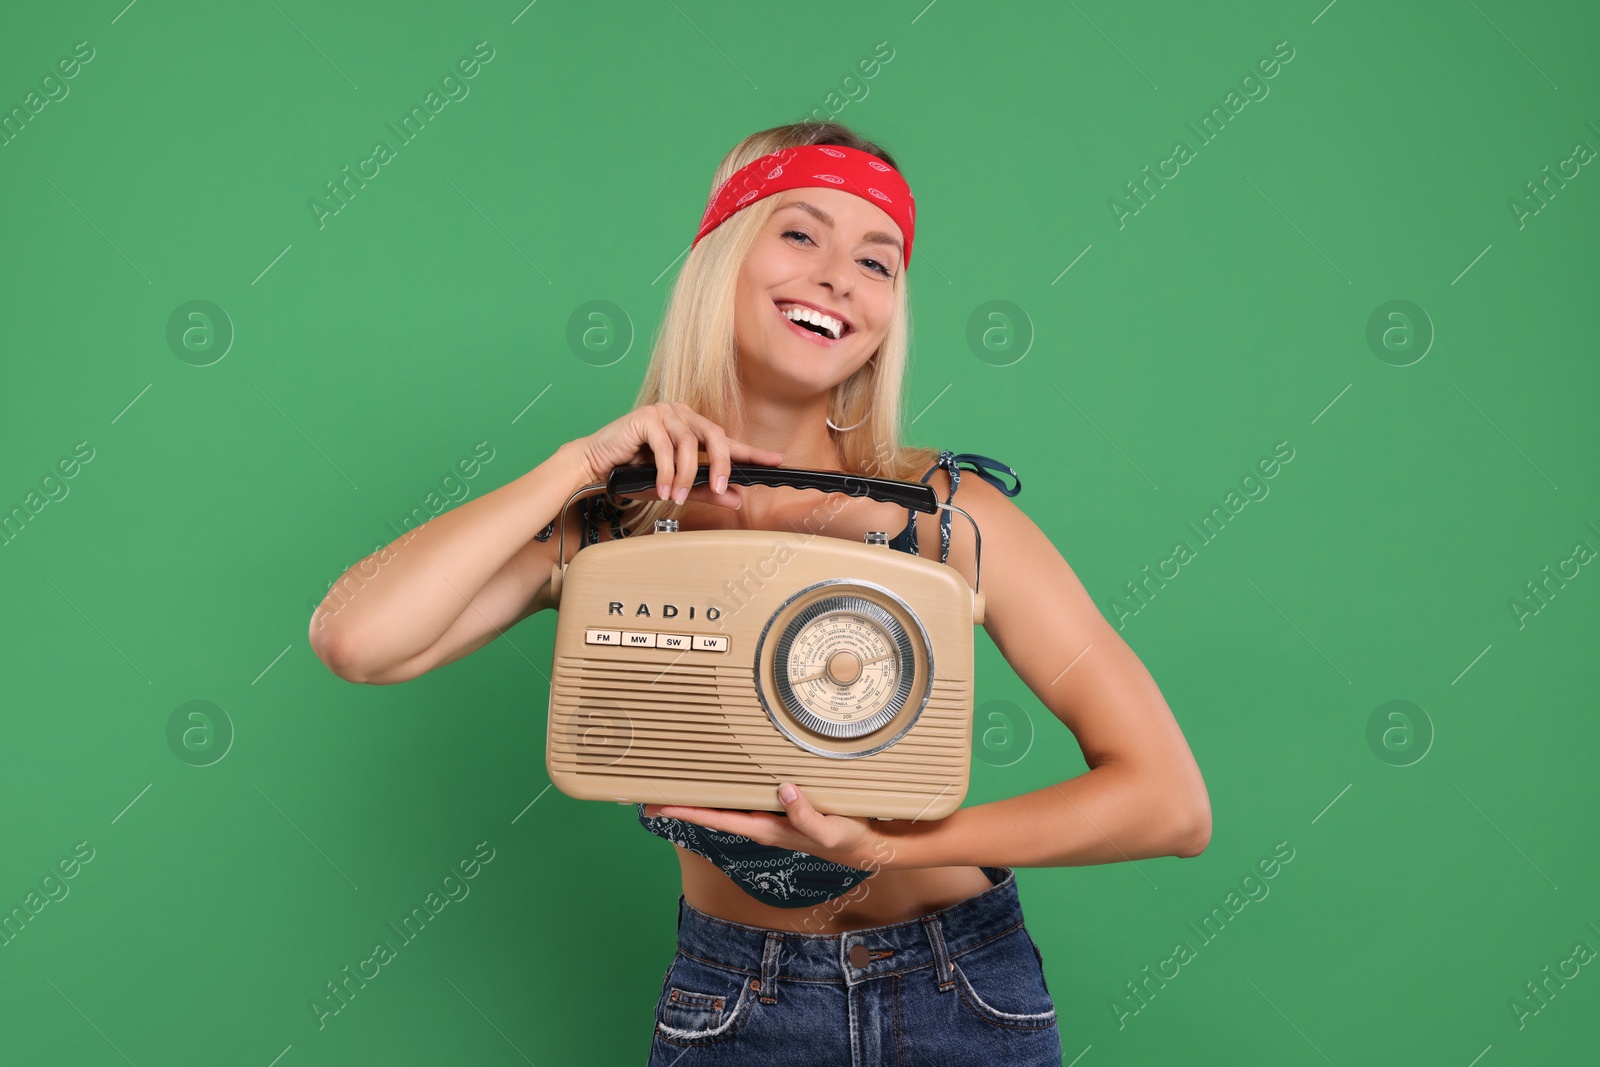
[549,655,966,786]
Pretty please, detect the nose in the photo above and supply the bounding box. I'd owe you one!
[811,243,854,296]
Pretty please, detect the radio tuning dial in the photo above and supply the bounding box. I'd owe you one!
[762,590,922,744]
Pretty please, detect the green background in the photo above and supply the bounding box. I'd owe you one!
[3,0,1597,1063]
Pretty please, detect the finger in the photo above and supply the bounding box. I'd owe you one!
[693,417,731,495]
[671,422,700,504]
[681,420,739,508]
[776,783,829,843]
[643,418,676,500]
[660,406,700,497]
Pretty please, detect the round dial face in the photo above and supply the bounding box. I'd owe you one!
[772,594,916,740]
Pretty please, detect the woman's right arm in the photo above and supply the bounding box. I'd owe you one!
[309,404,783,686]
[308,439,597,685]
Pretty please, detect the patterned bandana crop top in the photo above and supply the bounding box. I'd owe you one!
[534,449,1022,908]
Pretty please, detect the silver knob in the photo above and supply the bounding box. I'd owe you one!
[654,519,679,533]
[864,530,888,545]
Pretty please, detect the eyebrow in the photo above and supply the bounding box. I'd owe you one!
[776,200,903,259]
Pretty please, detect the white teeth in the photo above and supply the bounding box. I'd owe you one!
[779,304,844,340]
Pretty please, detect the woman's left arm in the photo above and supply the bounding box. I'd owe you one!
[875,474,1213,872]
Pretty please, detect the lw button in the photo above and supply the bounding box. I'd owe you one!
[849,944,871,968]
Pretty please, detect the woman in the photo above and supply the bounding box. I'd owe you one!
[310,120,1211,1064]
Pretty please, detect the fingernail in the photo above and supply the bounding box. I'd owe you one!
[658,484,668,500]
[674,486,688,504]
[715,475,727,494]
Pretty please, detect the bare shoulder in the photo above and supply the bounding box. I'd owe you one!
[937,466,1110,657]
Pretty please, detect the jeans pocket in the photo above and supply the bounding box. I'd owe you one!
[654,952,757,1047]
[949,928,1058,1030]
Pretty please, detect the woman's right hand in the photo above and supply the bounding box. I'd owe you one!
[576,402,786,510]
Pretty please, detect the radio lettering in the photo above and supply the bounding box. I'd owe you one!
[605,601,720,621]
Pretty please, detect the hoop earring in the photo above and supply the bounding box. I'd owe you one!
[827,359,875,433]
[827,410,869,432]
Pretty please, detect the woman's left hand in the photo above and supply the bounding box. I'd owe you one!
[642,782,891,873]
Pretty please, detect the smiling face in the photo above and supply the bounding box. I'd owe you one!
[732,185,904,403]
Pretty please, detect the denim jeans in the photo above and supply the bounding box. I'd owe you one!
[645,866,1062,1066]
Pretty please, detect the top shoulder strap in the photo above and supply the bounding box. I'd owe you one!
[944,452,1022,499]
[901,450,1022,565]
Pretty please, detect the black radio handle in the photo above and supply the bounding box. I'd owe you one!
[551,462,985,599]
[607,463,941,513]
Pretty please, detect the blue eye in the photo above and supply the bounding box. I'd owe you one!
[782,230,894,278]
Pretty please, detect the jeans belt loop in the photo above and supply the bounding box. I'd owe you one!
[920,914,956,992]
[758,932,783,1004]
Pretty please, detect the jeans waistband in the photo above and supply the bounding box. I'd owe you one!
[672,867,1025,990]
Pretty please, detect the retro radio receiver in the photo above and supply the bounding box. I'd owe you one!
[544,463,987,821]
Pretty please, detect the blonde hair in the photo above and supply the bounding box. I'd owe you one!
[610,120,938,537]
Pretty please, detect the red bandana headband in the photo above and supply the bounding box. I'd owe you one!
[692,143,917,268]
